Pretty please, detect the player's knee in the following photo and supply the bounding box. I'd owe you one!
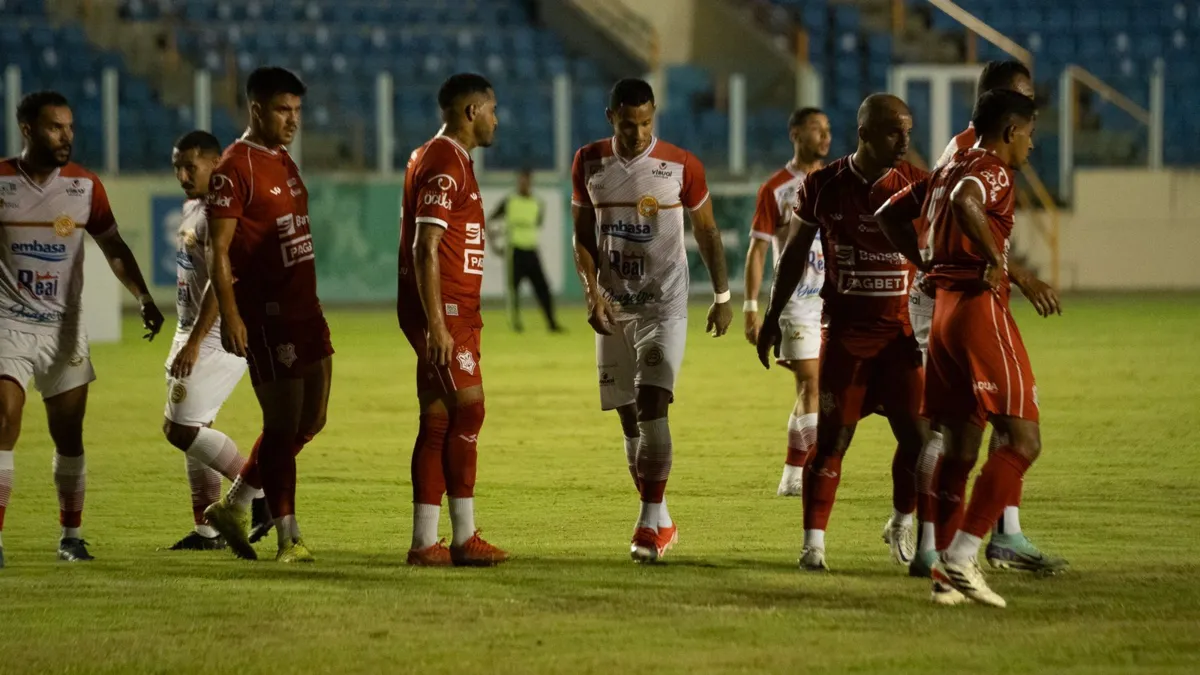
[615,405,639,438]
[450,400,485,434]
[300,414,327,443]
[1008,428,1042,462]
[163,420,200,451]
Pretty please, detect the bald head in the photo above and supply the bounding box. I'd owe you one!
[856,94,912,169]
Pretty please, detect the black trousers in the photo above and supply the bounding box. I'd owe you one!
[508,247,558,329]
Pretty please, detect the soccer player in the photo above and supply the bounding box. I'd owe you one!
[896,60,1067,577]
[0,90,165,567]
[879,89,1053,607]
[398,73,507,567]
[756,94,927,571]
[743,107,831,497]
[487,168,563,333]
[202,67,333,563]
[162,130,271,551]
[572,78,733,563]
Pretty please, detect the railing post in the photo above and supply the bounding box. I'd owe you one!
[102,67,119,174]
[1148,58,1164,170]
[4,66,20,157]
[553,73,572,175]
[1058,67,1074,203]
[376,71,394,174]
[193,69,212,132]
[729,73,746,176]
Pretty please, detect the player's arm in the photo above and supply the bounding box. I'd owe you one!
[206,216,247,357]
[757,213,819,369]
[571,203,616,336]
[875,180,929,271]
[689,198,732,337]
[170,281,220,378]
[950,178,1006,291]
[743,237,770,343]
[1008,258,1062,317]
[413,223,454,366]
[486,196,506,254]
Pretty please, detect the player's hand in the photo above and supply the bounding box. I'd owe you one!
[140,299,165,341]
[426,323,455,366]
[743,310,761,344]
[587,294,617,336]
[169,341,201,379]
[220,312,248,357]
[755,317,783,369]
[1019,275,1062,318]
[707,299,732,338]
[982,262,1006,292]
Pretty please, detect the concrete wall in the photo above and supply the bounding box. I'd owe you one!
[1018,169,1200,290]
[610,0,696,64]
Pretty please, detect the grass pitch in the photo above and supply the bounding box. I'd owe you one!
[1,295,1198,673]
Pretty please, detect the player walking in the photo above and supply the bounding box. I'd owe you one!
[572,79,732,563]
[756,95,927,571]
[203,67,333,563]
[399,74,507,567]
[0,91,165,567]
[743,107,830,496]
[161,130,269,551]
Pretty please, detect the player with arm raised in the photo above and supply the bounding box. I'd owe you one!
[878,60,1066,577]
[572,78,732,563]
[756,94,927,572]
[917,90,1052,607]
[399,74,507,567]
[0,91,164,567]
[743,107,830,497]
[160,130,270,551]
[201,67,333,564]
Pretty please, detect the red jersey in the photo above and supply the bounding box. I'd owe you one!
[920,147,1016,299]
[936,124,978,169]
[206,138,320,323]
[794,156,927,343]
[398,135,486,328]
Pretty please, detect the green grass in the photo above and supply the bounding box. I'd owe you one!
[1,295,1199,674]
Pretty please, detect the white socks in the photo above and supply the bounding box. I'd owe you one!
[892,510,914,527]
[623,435,638,484]
[945,531,983,564]
[185,428,244,481]
[635,418,672,484]
[920,522,937,553]
[637,501,662,530]
[53,452,85,540]
[225,475,258,508]
[196,524,218,538]
[804,529,826,550]
[787,412,817,452]
[412,503,440,550]
[449,497,475,546]
[996,506,1021,535]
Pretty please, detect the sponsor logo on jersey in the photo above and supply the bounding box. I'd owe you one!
[422,189,452,210]
[445,303,459,317]
[281,234,315,267]
[17,269,59,298]
[636,195,659,218]
[599,220,654,243]
[829,213,843,221]
[819,390,836,415]
[603,288,656,307]
[276,213,296,236]
[170,382,188,404]
[835,245,854,268]
[979,168,1009,203]
[65,180,87,197]
[177,278,191,308]
[210,195,233,208]
[470,193,479,201]
[0,182,16,196]
[176,248,196,271]
[276,343,298,368]
[0,197,16,209]
[6,303,65,323]
[456,348,477,375]
[463,248,485,276]
[974,381,999,393]
[208,174,235,208]
[607,250,645,280]
[269,186,282,196]
[599,371,615,386]
[650,162,673,179]
[857,249,906,265]
[288,177,303,196]
[11,240,69,262]
[837,270,908,296]
[53,215,76,237]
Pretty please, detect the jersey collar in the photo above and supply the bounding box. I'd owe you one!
[610,136,656,166]
[435,128,473,161]
[237,131,281,156]
[14,156,61,192]
[847,153,894,186]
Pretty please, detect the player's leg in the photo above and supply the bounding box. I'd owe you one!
[877,341,926,566]
[164,421,223,549]
[0,375,27,569]
[525,250,562,332]
[615,404,640,490]
[253,377,306,560]
[983,426,1066,573]
[775,314,820,497]
[598,322,639,491]
[42,384,92,562]
[908,287,943,571]
[402,319,452,566]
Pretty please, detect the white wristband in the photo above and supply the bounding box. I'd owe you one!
[714,290,731,304]
[138,293,154,306]
[743,299,758,312]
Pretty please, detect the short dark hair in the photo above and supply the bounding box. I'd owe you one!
[978,60,1032,95]
[437,73,493,111]
[17,90,70,126]
[174,130,222,156]
[788,107,824,129]
[245,66,307,102]
[609,78,655,110]
[971,89,1038,138]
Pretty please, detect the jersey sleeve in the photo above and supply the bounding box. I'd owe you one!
[570,149,591,208]
[962,161,1013,208]
[794,171,822,227]
[206,159,250,220]
[412,149,465,230]
[879,176,929,223]
[681,152,710,211]
[749,180,779,242]
[85,175,117,237]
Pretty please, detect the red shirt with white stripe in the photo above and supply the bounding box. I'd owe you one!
[398,134,486,328]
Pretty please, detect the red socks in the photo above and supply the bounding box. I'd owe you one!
[412,413,450,505]
[961,447,1031,538]
[891,442,921,515]
[257,429,298,519]
[444,402,484,499]
[801,455,843,530]
[934,455,974,551]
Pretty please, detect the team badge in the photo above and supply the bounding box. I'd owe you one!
[456,348,477,375]
[68,355,84,367]
[170,382,187,403]
[637,195,659,218]
[644,346,664,367]
[53,214,76,237]
[819,390,836,415]
[276,343,298,368]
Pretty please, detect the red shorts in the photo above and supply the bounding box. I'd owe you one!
[399,317,483,396]
[244,314,334,387]
[819,331,924,426]
[924,289,1038,428]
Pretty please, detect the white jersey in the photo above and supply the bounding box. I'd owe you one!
[0,158,117,336]
[750,162,824,319]
[173,198,221,347]
[572,137,710,321]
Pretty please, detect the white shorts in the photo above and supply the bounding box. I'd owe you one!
[778,297,823,363]
[596,317,687,410]
[163,338,247,426]
[0,326,95,399]
[908,287,934,359]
